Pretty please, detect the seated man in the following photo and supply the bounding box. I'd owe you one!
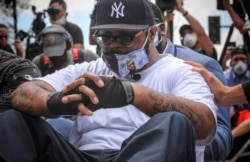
[0,0,217,161]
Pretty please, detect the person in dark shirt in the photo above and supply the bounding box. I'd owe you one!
[47,0,84,49]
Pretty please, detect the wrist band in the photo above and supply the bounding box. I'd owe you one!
[183,11,188,17]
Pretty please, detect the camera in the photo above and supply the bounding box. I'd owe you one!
[156,0,183,13]
[47,8,60,15]
[18,5,46,60]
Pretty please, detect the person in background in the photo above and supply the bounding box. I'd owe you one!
[47,0,84,49]
[223,44,250,162]
[175,0,218,60]
[0,0,217,161]
[0,24,24,58]
[222,0,250,34]
[221,43,236,71]
[32,25,99,76]
[150,2,232,161]
[224,45,250,87]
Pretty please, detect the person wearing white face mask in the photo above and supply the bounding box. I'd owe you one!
[223,44,250,161]
[224,45,250,85]
[47,0,84,49]
[175,0,218,60]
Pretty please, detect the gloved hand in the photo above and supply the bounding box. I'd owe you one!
[82,76,134,110]
[47,91,81,115]
[47,76,134,115]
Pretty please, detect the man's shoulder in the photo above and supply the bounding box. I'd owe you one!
[73,48,99,63]
[223,68,232,79]
[174,44,219,67]
[65,22,82,31]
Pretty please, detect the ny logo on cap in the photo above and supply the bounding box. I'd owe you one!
[111,2,125,18]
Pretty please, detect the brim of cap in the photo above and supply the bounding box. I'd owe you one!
[43,44,65,57]
[91,24,149,30]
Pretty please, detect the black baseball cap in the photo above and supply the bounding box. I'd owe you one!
[91,0,155,30]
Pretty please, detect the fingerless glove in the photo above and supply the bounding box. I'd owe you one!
[47,76,134,115]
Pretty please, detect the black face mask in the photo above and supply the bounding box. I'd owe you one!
[49,51,68,69]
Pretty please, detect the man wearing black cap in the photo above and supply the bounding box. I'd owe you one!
[32,25,99,76]
[0,0,217,161]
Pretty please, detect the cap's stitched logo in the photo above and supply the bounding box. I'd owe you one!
[111,2,125,18]
[48,36,56,45]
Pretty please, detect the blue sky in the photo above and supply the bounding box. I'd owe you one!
[16,0,242,60]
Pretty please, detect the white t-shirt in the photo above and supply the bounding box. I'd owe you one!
[38,55,217,162]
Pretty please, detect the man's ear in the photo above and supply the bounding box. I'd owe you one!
[149,26,158,41]
[156,23,167,37]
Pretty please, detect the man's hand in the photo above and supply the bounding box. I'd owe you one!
[46,72,103,115]
[47,72,134,116]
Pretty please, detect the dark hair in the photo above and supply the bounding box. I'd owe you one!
[49,0,67,11]
[230,45,247,58]
[179,24,192,37]
[0,24,8,30]
[148,2,164,24]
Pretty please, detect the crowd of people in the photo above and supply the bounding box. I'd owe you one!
[1,0,250,161]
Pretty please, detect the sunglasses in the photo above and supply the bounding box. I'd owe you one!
[47,8,61,15]
[0,35,8,39]
[93,30,143,47]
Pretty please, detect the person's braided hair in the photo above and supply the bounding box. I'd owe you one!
[0,50,41,112]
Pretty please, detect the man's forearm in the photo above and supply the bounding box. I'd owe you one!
[221,84,248,106]
[131,83,215,140]
[10,81,54,116]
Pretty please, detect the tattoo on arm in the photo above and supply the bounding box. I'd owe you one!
[148,89,206,134]
[11,81,54,115]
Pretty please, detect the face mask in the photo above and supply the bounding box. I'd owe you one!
[102,34,149,77]
[233,60,248,76]
[49,50,68,69]
[183,33,197,48]
[50,16,66,26]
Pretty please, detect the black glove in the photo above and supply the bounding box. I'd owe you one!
[81,76,134,110]
[47,76,134,115]
[47,91,81,115]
